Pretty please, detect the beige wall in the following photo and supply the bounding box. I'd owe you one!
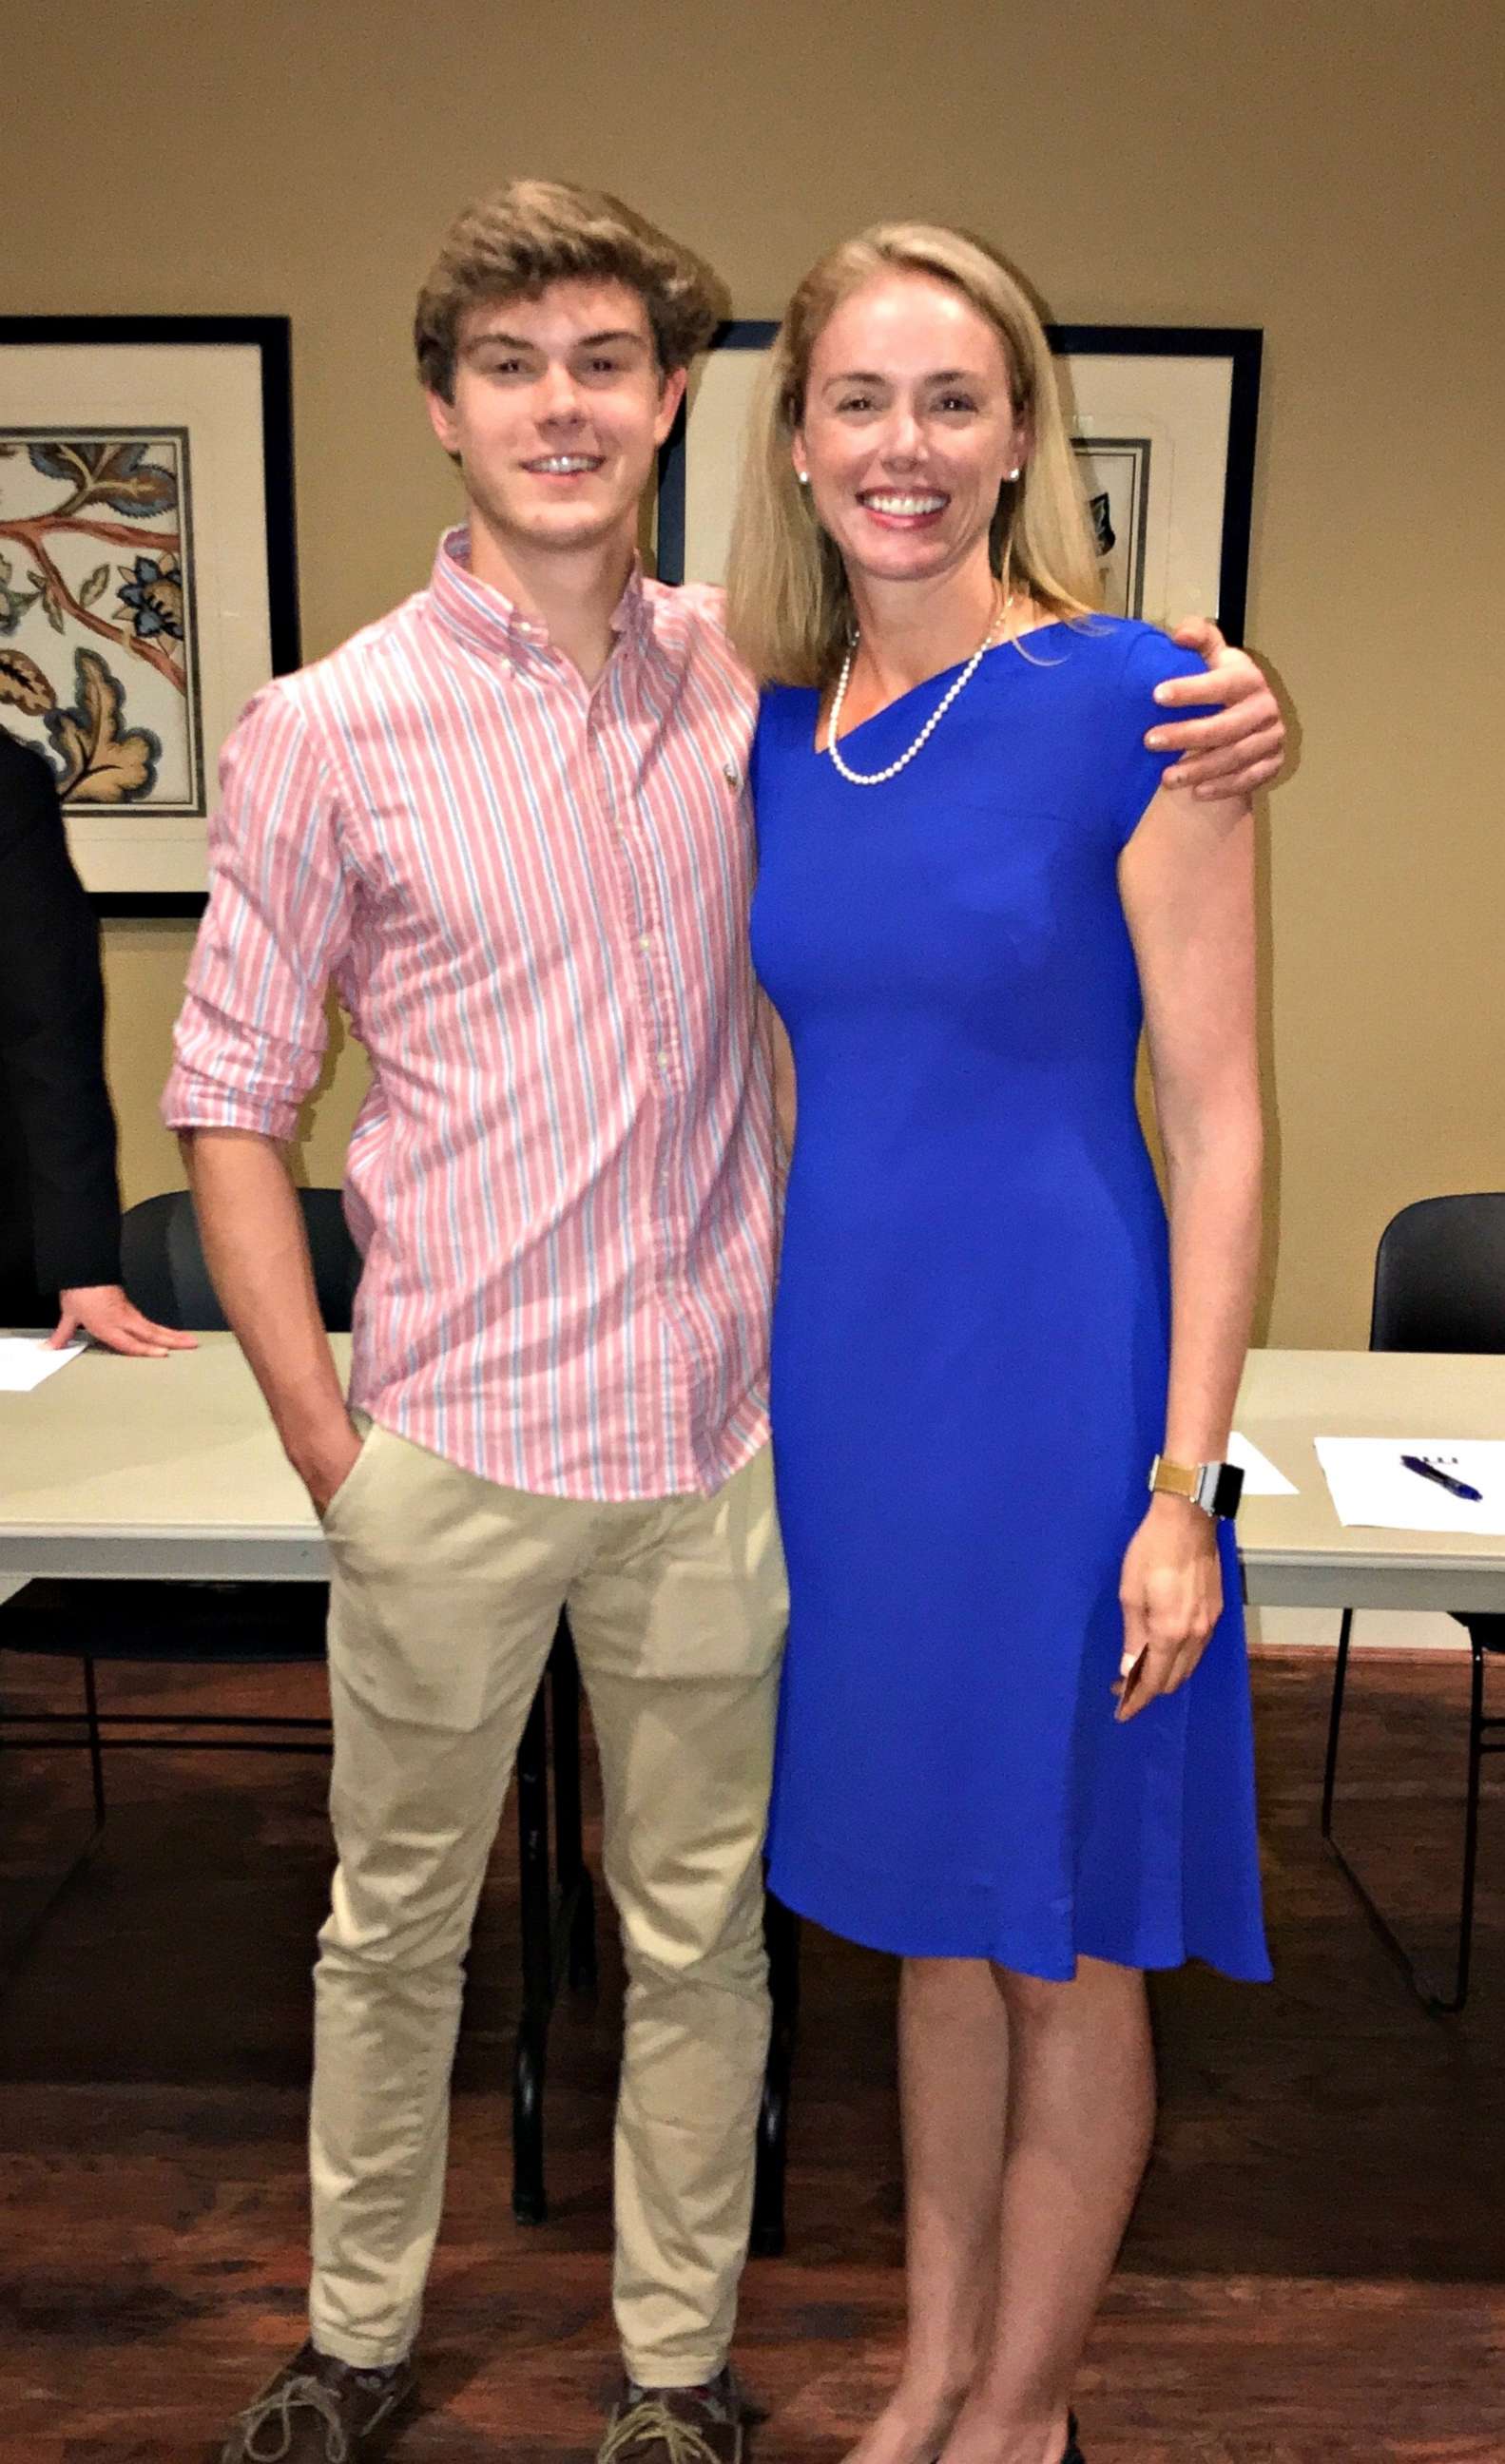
[8,0,1503,1342]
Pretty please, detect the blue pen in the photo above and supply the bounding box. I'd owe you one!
[1400,1453,1483,1503]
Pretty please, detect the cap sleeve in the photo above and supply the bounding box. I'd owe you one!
[1112,624,1224,848]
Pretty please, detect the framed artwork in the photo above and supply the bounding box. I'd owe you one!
[656,320,1262,641]
[0,316,299,914]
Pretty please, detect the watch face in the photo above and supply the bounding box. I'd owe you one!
[1211,1462,1245,1521]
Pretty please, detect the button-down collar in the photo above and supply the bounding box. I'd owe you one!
[430,524,651,669]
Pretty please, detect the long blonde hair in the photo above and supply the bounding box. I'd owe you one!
[724,222,1102,687]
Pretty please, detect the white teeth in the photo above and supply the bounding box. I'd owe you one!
[863,493,946,514]
[532,456,598,472]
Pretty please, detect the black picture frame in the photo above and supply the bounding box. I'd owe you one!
[1046,324,1262,645]
[656,320,777,593]
[0,315,300,917]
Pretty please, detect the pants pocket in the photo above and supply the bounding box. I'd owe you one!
[318,1415,381,1539]
[326,1433,579,1737]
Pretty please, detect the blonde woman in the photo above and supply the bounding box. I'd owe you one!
[728,227,1269,2464]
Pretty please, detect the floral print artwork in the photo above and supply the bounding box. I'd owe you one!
[0,429,203,809]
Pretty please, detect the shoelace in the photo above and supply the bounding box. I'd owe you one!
[238,2374,352,2463]
[597,2392,731,2464]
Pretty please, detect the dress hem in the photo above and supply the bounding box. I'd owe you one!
[767,1855,1273,1988]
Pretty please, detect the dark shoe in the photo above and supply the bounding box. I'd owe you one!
[598,2367,748,2463]
[215,2340,417,2461]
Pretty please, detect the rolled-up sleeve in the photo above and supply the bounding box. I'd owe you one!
[163,684,355,1143]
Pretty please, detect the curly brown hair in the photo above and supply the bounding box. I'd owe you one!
[415,179,726,399]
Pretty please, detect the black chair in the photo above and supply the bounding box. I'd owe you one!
[121,1184,362,1333]
[1320,1193,1505,2012]
[753,1890,801,2256]
[511,1618,597,2220]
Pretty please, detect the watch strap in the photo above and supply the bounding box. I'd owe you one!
[1148,1454,1198,1504]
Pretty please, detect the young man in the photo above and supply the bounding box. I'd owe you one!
[164,182,1284,2464]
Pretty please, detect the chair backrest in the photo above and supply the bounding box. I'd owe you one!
[121,1187,362,1334]
[1369,1194,1505,1355]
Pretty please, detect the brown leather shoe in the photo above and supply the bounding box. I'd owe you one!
[215,2340,417,2460]
[597,2368,748,2464]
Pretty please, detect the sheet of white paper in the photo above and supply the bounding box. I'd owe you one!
[1228,1431,1298,1496]
[1314,1437,1505,1536]
[0,1336,86,1393]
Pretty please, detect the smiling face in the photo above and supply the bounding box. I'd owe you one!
[425,279,685,567]
[793,271,1028,598]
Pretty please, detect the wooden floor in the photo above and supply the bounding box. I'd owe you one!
[2,1646,1502,2463]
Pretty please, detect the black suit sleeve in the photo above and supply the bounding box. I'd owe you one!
[0,740,123,1292]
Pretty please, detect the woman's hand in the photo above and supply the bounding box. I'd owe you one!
[1114,1494,1224,1721]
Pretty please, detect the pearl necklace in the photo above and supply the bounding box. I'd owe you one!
[824,593,1016,787]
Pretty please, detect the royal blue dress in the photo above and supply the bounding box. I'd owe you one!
[751,618,1270,1983]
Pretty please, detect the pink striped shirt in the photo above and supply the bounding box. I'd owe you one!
[164,529,776,1500]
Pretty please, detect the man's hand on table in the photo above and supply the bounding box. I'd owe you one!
[49,1285,200,1358]
[1146,616,1285,799]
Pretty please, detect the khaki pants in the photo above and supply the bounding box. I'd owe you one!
[308,1420,787,2385]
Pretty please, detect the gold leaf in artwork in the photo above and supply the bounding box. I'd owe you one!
[27,567,67,633]
[0,647,57,716]
[45,648,160,802]
[95,465,179,515]
[79,564,111,608]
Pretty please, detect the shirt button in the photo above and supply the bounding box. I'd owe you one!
[638,934,652,953]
